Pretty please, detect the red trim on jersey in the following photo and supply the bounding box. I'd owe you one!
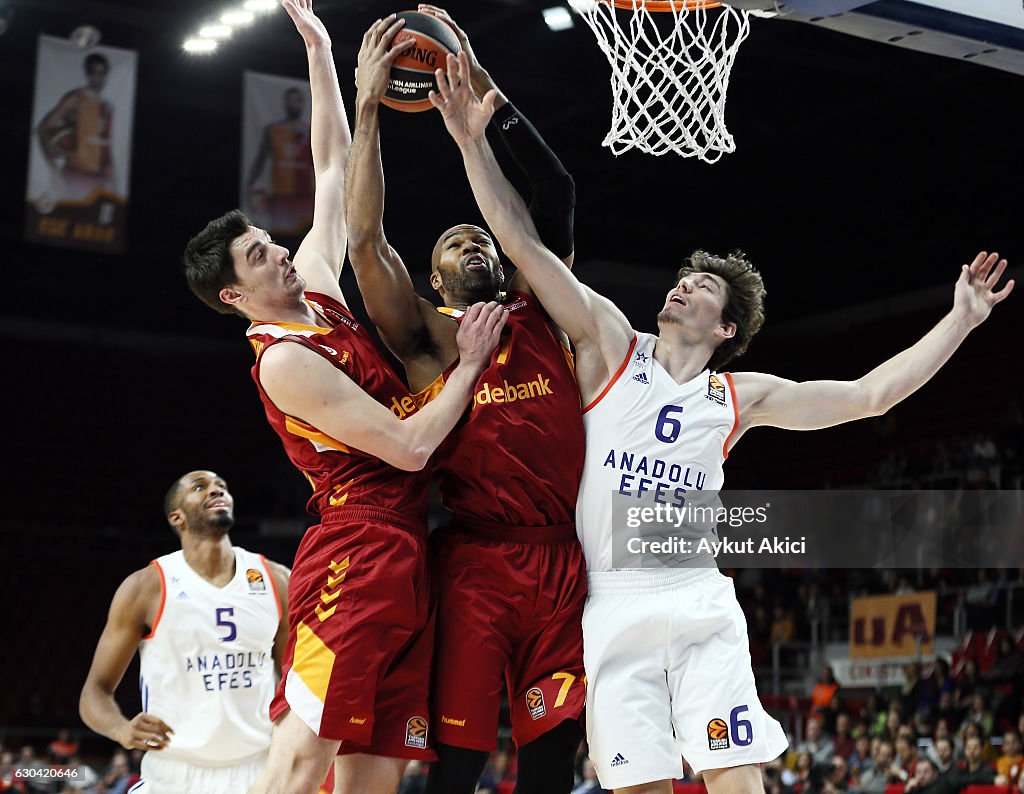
[582,334,637,414]
[143,560,167,640]
[261,554,284,621]
[723,372,740,460]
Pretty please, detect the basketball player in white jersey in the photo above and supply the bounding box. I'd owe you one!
[428,51,1015,794]
[80,470,290,794]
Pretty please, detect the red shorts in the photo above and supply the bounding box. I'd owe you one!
[430,522,587,751]
[270,505,435,761]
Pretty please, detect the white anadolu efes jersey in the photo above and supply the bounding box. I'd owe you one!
[138,548,280,765]
[576,332,740,572]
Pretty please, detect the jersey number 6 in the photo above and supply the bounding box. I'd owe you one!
[655,405,683,443]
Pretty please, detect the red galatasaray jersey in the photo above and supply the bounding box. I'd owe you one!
[247,292,430,518]
[431,291,585,527]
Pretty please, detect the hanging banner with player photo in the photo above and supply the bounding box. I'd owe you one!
[241,71,314,238]
[25,35,137,253]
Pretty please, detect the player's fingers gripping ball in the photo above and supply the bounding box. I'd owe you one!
[382,10,461,112]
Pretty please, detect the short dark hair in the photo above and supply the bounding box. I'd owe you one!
[674,249,766,371]
[163,476,185,535]
[183,209,251,315]
[84,53,109,74]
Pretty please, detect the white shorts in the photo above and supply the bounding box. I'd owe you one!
[131,751,268,794]
[583,568,788,789]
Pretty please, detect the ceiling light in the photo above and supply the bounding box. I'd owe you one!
[543,6,574,31]
[221,10,255,25]
[184,37,218,53]
[199,24,232,39]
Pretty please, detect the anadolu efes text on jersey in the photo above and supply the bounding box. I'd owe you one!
[247,292,432,518]
[575,333,740,572]
[138,548,281,765]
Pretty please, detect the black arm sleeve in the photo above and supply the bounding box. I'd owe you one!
[490,101,575,259]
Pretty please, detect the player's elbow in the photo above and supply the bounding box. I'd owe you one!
[857,381,894,418]
[391,444,431,472]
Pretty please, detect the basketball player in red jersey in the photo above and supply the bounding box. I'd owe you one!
[182,5,505,794]
[347,9,585,793]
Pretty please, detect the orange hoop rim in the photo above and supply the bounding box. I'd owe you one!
[608,0,723,10]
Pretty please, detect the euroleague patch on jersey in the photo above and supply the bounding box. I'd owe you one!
[526,687,547,720]
[405,716,428,749]
[707,374,727,405]
[246,568,266,592]
[707,717,730,750]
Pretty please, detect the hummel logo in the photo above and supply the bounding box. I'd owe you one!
[176,591,189,600]
[610,753,629,767]
[502,115,520,131]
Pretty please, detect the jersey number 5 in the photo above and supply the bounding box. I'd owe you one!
[655,405,683,443]
[216,607,237,643]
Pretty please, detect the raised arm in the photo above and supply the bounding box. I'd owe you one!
[259,302,506,471]
[36,92,77,165]
[283,0,352,299]
[732,252,1014,442]
[346,17,446,375]
[418,4,576,274]
[430,52,632,397]
[80,568,175,752]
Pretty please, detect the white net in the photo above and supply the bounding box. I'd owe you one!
[571,0,766,162]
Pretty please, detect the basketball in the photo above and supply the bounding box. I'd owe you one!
[381,10,461,113]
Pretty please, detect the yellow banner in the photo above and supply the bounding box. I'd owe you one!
[849,592,936,659]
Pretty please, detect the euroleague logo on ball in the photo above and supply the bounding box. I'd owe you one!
[383,10,461,113]
[707,717,730,750]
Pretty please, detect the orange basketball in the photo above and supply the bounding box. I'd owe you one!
[707,718,728,740]
[382,11,461,113]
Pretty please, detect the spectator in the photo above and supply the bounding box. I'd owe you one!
[100,752,133,794]
[771,605,795,645]
[398,760,427,794]
[859,739,897,793]
[929,736,956,776]
[953,735,995,788]
[791,751,815,793]
[570,758,606,794]
[45,731,76,766]
[883,702,905,742]
[812,667,840,714]
[959,693,994,739]
[477,750,513,793]
[798,718,837,766]
[848,735,873,780]
[905,758,952,794]
[996,731,1024,784]
[833,713,856,760]
[935,692,960,733]
[828,755,850,791]
[903,663,925,718]
[62,756,99,793]
[764,758,795,794]
[987,636,1022,684]
[954,660,982,710]
[895,734,920,781]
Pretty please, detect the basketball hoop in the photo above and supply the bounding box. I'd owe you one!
[571,0,773,162]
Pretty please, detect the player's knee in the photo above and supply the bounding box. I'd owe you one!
[424,743,489,794]
[514,719,583,794]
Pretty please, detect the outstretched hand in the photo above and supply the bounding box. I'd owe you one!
[954,251,1014,327]
[417,5,492,93]
[429,51,497,147]
[282,0,331,49]
[355,15,416,104]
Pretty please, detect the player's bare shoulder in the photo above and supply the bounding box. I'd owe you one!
[112,564,164,635]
